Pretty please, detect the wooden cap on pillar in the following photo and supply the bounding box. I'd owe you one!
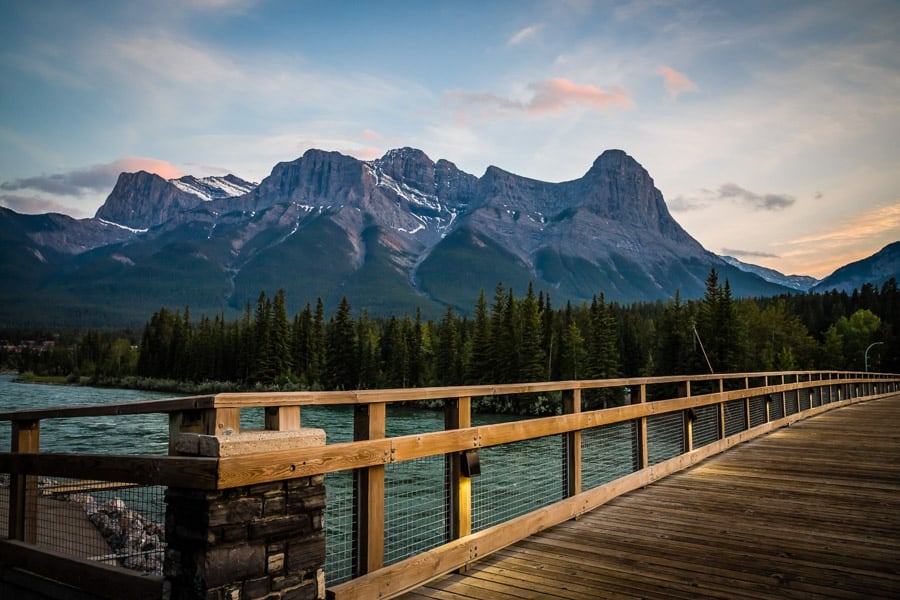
[173,428,326,457]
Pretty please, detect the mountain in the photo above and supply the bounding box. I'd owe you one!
[1,148,797,327]
[95,172,257,230]
[720,256,819,292]
[812,242,900,293]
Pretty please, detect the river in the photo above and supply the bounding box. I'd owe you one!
[0,374,565,584]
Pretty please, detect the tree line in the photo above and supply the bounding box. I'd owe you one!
[6,272,898,411]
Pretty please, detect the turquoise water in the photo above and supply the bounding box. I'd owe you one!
[0,375,616,585]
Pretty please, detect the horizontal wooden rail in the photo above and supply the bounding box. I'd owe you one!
[0,453,218,489]
[0,539,162,600]
[1,370,893,422]
[217,377,886,486]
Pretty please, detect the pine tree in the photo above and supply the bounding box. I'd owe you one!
[309,298,326,387]
[326,296,357,390]
[466,290,490,384]
[436,306,462,385]
[292,304,313,385]
[585,294,620,380]
[251,292,273,383]
[270,288,292,381]
[656,291,696,376]
[518,283,546,382]
[356,310,378,389]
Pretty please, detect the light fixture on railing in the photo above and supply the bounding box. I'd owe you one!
[461,449,481,477]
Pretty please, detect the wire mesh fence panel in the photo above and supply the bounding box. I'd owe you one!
[0,474,9,538]
[799,389,811,411]
[581,421,639,490]
[647,412,684,466]
[785,390,798,415]
[324,471,355,586]
[769,395,785,420]
[2,478,168,575]
[749,396,767,427]
[724,400,747,437]
[692,405,720,449]
[383,455,449,566]
[471,435,564,533]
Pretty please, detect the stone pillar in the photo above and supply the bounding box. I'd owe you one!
[165,429,327,600]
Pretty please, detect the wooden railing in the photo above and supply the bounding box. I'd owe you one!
[1,371,898,599]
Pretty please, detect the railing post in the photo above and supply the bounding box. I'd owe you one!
[445,396,472,539]
[7,419,40,544]
[446,396,473,573]
[563,389,582,498]
[683,381,693,452]
[169,407,241,455]
[717,378,726,440]
[636,384,648,470]
[744,377,752,431]
[781,374,788,416]
[266,406,301,431]
[354,402,385,575]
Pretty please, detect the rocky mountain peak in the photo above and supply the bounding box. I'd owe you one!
[242,149,366,212]
[578,149,691,242]
[373,147,436,193]
[94,171,204,230]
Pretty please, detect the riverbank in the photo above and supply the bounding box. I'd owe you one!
[12,372,250,395]
[8,372,575,415]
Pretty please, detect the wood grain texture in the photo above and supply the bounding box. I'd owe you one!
[393,395,900,600]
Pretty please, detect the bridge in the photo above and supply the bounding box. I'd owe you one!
[1,371,898,599]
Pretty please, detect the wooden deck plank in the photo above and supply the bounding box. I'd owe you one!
[399,395,900,600]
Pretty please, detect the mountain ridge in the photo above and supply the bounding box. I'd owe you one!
[2,147,891,327]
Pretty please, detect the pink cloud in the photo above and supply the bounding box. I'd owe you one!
[114,157,183,179]
[361,129,383,143]
[657,65,698,100]
[446,77,633,124]
[348,146,383,161]
[527,78,633,115]
[0,157,183,197]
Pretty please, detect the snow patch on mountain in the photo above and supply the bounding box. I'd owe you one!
[170,175,257,202]
[720,255,818,292]
[98,218,149,234]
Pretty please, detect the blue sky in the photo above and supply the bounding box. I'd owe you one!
[1,0,898,279]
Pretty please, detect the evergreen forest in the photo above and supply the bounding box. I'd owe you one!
[4,271,898,413]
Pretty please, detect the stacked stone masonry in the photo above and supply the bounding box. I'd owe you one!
[164,476,326,600]
[164,428,327,600]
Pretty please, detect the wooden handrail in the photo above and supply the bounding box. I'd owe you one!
[0,452,218,489]
[1,370,894,422]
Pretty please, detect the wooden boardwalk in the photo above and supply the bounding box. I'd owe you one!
[400,395,900,600]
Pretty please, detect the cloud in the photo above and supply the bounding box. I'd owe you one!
[657,65,698,100]
[717,182,795,211]
[789,203,900,248]
[508,24,543,46]
[669,183,796,213]
[446,78,633,124]
[667,195,710,212]
[722,248,779,259]
[0,193,88,217]
[0,158,183,197]
[362,129,384,143]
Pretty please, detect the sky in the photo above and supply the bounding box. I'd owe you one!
[1,0,898,279]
